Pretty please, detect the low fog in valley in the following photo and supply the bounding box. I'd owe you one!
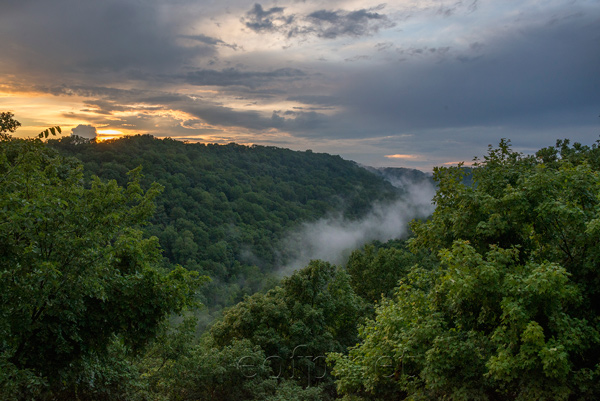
[278,171,436,273]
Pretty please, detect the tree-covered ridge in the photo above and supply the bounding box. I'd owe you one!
[366,167,434,187]
[50,135,402,309]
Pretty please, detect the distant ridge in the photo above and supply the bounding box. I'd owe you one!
[365,165,474,188]
[362,166,435,189]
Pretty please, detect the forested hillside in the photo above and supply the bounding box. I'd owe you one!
[3,110,599,401]
[49,135,404,312]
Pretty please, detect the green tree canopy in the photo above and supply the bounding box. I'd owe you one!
[209,260,367,397]
[345,240,432,304]
[0,112,21,139]
[329,139,600,400]
[0,125,205,399]
[48,135,402,313]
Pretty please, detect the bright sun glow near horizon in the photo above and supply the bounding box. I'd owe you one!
[96,129,126,141]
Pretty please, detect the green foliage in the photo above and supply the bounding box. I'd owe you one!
[48,135,401,312]
[18,111,600,401]
[346,240,430,303]
[209,260,367,397]
[0,112,21,139]
[156,338,273,401]
[262,379,326,401]
[330,139,600,400]
[38,126,61,139]
[0,132,206,399]
[136,313,332,401]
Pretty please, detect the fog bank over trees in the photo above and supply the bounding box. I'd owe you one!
[278,174,436,273]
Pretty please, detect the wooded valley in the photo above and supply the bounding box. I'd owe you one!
[2,114,599,400]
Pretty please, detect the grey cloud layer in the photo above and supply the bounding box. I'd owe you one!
[71,124,97,139]
[175,67,307,88]
[243,4,290,32]
[2,0,599,169]
[0,0,203,77]
[42,83,329,135]
[335,15,600,134]
[305,6,395,38]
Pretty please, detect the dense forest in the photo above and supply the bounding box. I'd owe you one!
[2,112,600,400]
[48,134,409,320]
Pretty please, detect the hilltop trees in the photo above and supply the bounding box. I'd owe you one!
[329,139,600,400]
[0,112,21,138]
[0,119,203,399]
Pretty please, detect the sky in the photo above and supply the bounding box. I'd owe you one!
[1,0,599,170]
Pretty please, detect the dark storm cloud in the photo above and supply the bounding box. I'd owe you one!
[243,3,290,32]
[306,6,396,39]
[0,0,213,79]
[241,3,394,39]
[332,14,600,137]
